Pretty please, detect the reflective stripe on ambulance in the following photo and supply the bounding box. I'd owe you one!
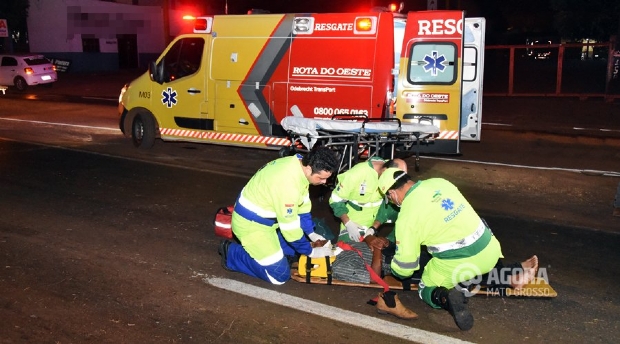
[159,128,291,146]
[437,130,459,140]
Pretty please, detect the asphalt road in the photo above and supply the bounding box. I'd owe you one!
[0,135,619,343]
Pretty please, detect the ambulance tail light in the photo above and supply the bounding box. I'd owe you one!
[354,17,377,35]
[193,16,214,33]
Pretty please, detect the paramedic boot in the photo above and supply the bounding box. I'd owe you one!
[432,287,474,331]
[376,291,418,320]
[218,240,233,271]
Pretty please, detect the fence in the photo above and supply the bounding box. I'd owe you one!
[484,39,620,101]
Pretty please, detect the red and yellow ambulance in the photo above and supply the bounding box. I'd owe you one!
[118,9,485,157]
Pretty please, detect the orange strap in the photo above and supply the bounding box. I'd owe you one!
[336,241,390,293]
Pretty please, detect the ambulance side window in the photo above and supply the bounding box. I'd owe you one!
[162,37,205,82]
[407,42,457,85]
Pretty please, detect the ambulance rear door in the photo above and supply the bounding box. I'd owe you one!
[397,10,465,154]
[460,17,485,141]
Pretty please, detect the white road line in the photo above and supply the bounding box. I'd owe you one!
[82,96,116,101]
[483,122,512,126]
[573,127,620,133]
[205,277,472,344]
[423,156,620,177]
[2,116,618,177]
[0,117,117,131]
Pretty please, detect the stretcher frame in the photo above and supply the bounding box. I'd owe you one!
[290,268,557,298]
[280,115,440,174]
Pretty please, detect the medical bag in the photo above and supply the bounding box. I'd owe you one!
[213,205,234,239]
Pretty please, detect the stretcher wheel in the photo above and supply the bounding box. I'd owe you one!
[278,146,295,157]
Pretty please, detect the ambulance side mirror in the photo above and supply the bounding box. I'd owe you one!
[149,61,165,85]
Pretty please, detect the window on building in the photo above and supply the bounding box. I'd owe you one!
[82,37,100,53]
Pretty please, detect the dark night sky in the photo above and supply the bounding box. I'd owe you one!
[173,0,570,44]
[178,0,555,32]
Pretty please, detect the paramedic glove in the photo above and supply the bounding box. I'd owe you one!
[365,226,376,237]
[308,232,326,242]
[309,246,333,258]
[344,220,363,242]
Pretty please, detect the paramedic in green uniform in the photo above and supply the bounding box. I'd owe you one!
[377,168,503,331]
[329,158,407,243]
[219,147,338,285]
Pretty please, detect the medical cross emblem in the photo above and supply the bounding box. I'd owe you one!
[161,87,178,108]
[423,51,447,77]
[441,198,454,211]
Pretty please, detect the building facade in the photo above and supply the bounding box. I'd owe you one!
[27,0,191,72]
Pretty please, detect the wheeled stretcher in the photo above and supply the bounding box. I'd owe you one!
[280,115,440,173]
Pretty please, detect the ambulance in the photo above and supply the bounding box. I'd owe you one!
[118,9,485,158]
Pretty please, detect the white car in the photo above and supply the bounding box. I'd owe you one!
[0,54,57,91]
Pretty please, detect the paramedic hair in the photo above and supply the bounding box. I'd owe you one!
[388,170,412,191]
[302,146,339,175]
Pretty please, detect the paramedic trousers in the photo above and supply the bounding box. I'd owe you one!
[227,214,292,285]
[419,236,503,308]
[226,242,290,284]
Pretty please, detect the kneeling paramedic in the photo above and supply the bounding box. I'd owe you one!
[377,168,503,331]
[219,147,338,284]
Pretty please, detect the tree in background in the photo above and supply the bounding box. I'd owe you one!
[0,0,29,52]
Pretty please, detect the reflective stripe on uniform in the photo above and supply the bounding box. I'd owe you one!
[330,193,345,203]
[279,218,301,231]
[330,193,382,208]
[237,191,277,218]
[393,256,420,271]
[234,193,276,227]
[256,249,285,266]
[427,220,487,254]
[349,199,383,208]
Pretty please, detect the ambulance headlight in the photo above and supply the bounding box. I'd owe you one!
[118,84,128,103]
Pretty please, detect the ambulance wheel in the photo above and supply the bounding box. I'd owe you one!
[131,113,156,149]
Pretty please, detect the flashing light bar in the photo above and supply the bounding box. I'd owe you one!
[354,17,377,35]
[193,16,214,33]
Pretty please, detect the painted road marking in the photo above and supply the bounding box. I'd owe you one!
[205,277,472,344]
[2,117,618,177]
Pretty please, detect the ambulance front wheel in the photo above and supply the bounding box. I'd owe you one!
[131,113,156,149]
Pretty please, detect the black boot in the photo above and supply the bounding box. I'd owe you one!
[432,287,474,331]
[218,240,233,271]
